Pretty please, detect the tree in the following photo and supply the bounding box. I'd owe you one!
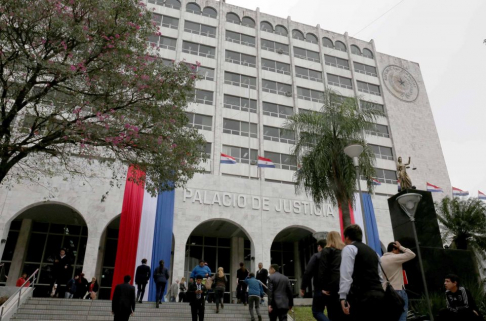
[284,89,383,227]
[0,0,206,196]
[437,196,486,255]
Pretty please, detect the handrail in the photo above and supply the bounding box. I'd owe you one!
[0,268,38,321]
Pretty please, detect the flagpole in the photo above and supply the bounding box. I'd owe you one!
[248,84,251,179]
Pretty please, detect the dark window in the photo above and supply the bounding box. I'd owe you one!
[264,126,295,144]
[335,41,346,52]
[261,39,289,55]
[261,58,290,75]
[351,45,361,55]
[148,0,181,9]
[361,101,385,113]
[262,80,292,96]
[354,62,377,77]
[186,2,201,14]
[366,124,389,138]
[225,31,255,47]
[223,95,257,113]
[297,87,324,103]
[369,144,393,160]
[372,169,397,184]
[295,66,322,82]
[242,17,255,28]
[260,21,273,32]
[149,36,177,50]
[198,143,212,157]
[357,81,381,96]
[222,146,258,164]
[264,152,297,171]
[322,37,334,48]
[363,48,374,59]
[293,47,320,62]
[226,12,241,24]
[223,119,258,138]
[263,102,294,118]
[186,112,212,131]
[275,25,288,36]
[182,41,215,58]
[224,72,257,90]
[306,33,318,44]
[202,7,217,18]
[327,74,353,89]
[324,55,349,70]
[225,50,256,68]
[151,14,179,29]
[184,21,216,38]
[292,29,305,40]
[193,89,214,105]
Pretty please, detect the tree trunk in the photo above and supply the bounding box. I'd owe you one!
[340,202,353,229]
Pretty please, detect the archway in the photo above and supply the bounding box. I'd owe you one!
[0,202,87,297]
[271,226,316,297]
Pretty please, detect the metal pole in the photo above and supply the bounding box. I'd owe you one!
[248,84,251,179]
[411,220,434,321]
[355,165,369,244]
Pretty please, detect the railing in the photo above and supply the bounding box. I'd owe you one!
[358,88,381,96]
[225,37,255,47]
[194,97,213,105]
[224,103,257,113]
[328,81,353,90]
[325,61,349,70]
[0,269,38,321]
[305,39,318,44]
[225,57,256,68]
[261,66,290,75]
[294,53,319,63]
[188,123,212,131]
[159,43,176,51]
[375,154,394,160]
[263,110,292,119]
[262,46,289,55]
[274,163,298,171]
[264,135,295,144]
[355,69,377,77]
[335,47,347,52]
[162,22,178,30]
[297,94,324,103]
[365,130,389,138]
[186,9,216,18]
[223,128,257,138]
[262,87,277,94]
[296,74,322,82]
[184,28,216,38]
[224,80,256,90]
[183,48,215,59]
[148,0,181,10]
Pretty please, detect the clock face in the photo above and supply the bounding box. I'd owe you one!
[382,65,419,102]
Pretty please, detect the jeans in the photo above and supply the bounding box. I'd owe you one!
[155,282,167,303]
[237,282,248,304]
[249,296,261,320]
[214,287,224,308]
[311,290,330,321]
[64,292,73,299]
[137,283,147,301]
[269,308,288,321]
[396,290,408,321]
[179,292,186,302]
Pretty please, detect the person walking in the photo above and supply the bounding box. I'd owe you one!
[190,260,211,282]
[112,275,136,321]
[267,264,293,321]
[256,263,269,303]
[167,280,179,302]
[246,273,265,321]
[16,273,30,287]
[189,275,207,321]
[213,267,227,313]
[381,241,416,321]
[64,275,78,299]
[339,224,386,321]
[438,274,483,321]
[236,262,249,305]
[87,277,99,300]
[300,238,326,321]
[153,260,169,308]
[50,248,71,297]
[134,258,151,303]
[179,277,188,302]
[319,231,346,321]
[74,273,88,299]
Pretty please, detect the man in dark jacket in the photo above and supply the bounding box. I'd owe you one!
[300,239,326,321]
[438,274,483,321]
[256,262,269,293]
[268,264,293,321]
[135,258,151,303]
[188,275,207,321]
[112,275,136,321]
[50,248,71,297]
[153,260,169,308]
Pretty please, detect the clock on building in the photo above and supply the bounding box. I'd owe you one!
[382,65,419,102]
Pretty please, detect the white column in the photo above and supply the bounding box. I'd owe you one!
[172,233,188,282]
[6,219,32,286]
[230,237,244,295]
[82,229,103,279]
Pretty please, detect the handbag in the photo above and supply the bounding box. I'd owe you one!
[205,276,213,290]
[379,263,405,321]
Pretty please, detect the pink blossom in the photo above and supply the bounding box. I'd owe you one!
[70,65,76,71]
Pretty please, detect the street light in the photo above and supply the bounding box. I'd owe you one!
[313,231,328,241]
[397,193,434,321]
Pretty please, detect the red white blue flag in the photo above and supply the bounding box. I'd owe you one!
[220,153,236,164]
[479,191,486,200]
[426,182,443,193]
[372,178,381,186]
[257,156,275,168]
[452,187,469,197]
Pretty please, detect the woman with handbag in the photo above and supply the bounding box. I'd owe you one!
[213,267,227,313]
[86,277,99,300]
[179,277,187,302]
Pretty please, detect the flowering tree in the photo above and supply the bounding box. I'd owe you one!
[0,0,207,196]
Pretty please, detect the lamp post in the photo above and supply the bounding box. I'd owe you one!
[397,193,434,321]
[344,144,368,244]
[312,231,328,241]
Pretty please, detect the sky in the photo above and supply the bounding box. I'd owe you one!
[227,0,486,197]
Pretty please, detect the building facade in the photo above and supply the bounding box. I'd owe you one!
[0,0,451,299]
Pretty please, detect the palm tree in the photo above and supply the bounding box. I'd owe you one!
[284,89,383,228]
[437,196,486,255]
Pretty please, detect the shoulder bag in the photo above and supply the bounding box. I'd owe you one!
[379,263,405,321]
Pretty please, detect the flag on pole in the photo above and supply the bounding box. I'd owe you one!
[371,178,381,186]
[426,182,443,193]
[479,191,486,200]
[452,187,469,197]
[257,156,275,168]
[220,153,236,164]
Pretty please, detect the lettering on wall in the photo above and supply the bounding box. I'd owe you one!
[183,188,335,217]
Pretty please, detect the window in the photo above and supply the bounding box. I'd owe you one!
[324,55,349,70]
[148,0,181,10]
[322,37,334,48]
[151,14,179,29]
[224,72,257,89]
[297,87,324,103]
[363,48,374,59]
[293,47,320,62]
[226,12,240,24]
[202,7,217,18]
[361,101,385,113]
[335,41,346,52]
[264,152,297,171]
[366,124,389,138]
[262,80,292,96]
[264,126,295,144]
[182,41,215,58]
[186,112,212,131]
[185,63,215,81]
[162,58,173,66]
[223,119,258,138]
[192,89,214,105]
[148,36,177,50]
[295,66,322,82]
[225,31,255,47]
[354,62,377,77]
[372,169,397,184]
[242,17,255,28]
[184,21,216,38]
[327,74,353,89]
[292,29,305,41]
[260,21,273,32]
[275,25,288,36]
[261,39,289,55]
[261,58,290,75]
[222,146,258,164]
[306,33,318,44]
[351,45,361,56]
[186,2,201,14]
[357,81,381,96]
[198,143,212,157]
[224,95,257,113]
[369,144,393,160]
[225,50,256,68]
[263,102,294,118]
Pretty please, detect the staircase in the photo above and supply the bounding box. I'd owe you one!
[11,298,272,320]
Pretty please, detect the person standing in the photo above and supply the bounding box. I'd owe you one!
[112,275,136,321]
[16,273,30,287]
[319,231,346,321]
[213,267,227,313]
[300,239,326,321]
[256,262,269,303]
[339,224,386,321]
[153,260,169,308]
[65,275,78,299]
[246,273,265,321]
[190,260,211,282]
[134,258,151,303]
[179,277,188,302]
[50,248,71,297]
[74,273,88,299]
[236,262,249,305]
[381,241,416,321]
[188,275,207,321]
[167,280,179,302]
[438,274,482,321]
[87,277,99,300]
[267,264,293,321]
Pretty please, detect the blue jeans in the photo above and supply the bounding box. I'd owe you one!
[312,290,330,321]
[396,290,408,321]
[156,282,166,303]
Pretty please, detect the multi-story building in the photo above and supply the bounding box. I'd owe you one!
[0,0,450,300]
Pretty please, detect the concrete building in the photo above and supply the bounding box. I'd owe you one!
[0,0,450,300]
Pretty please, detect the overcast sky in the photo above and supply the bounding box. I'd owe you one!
[228,0,486,197]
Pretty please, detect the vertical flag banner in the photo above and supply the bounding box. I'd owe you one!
[426,182,443,193]
[479,191,486,200]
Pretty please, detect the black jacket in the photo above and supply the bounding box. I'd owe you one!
[268,272,294,310]
[52,254,71,281]
[256,268,268,286]
[187,282,207,306]
[88,281,99,293]
[135,264,151,284]
[319,247,342,294]
[112,282,136,315]
[153,266,169,284]
[301,252,321,291]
